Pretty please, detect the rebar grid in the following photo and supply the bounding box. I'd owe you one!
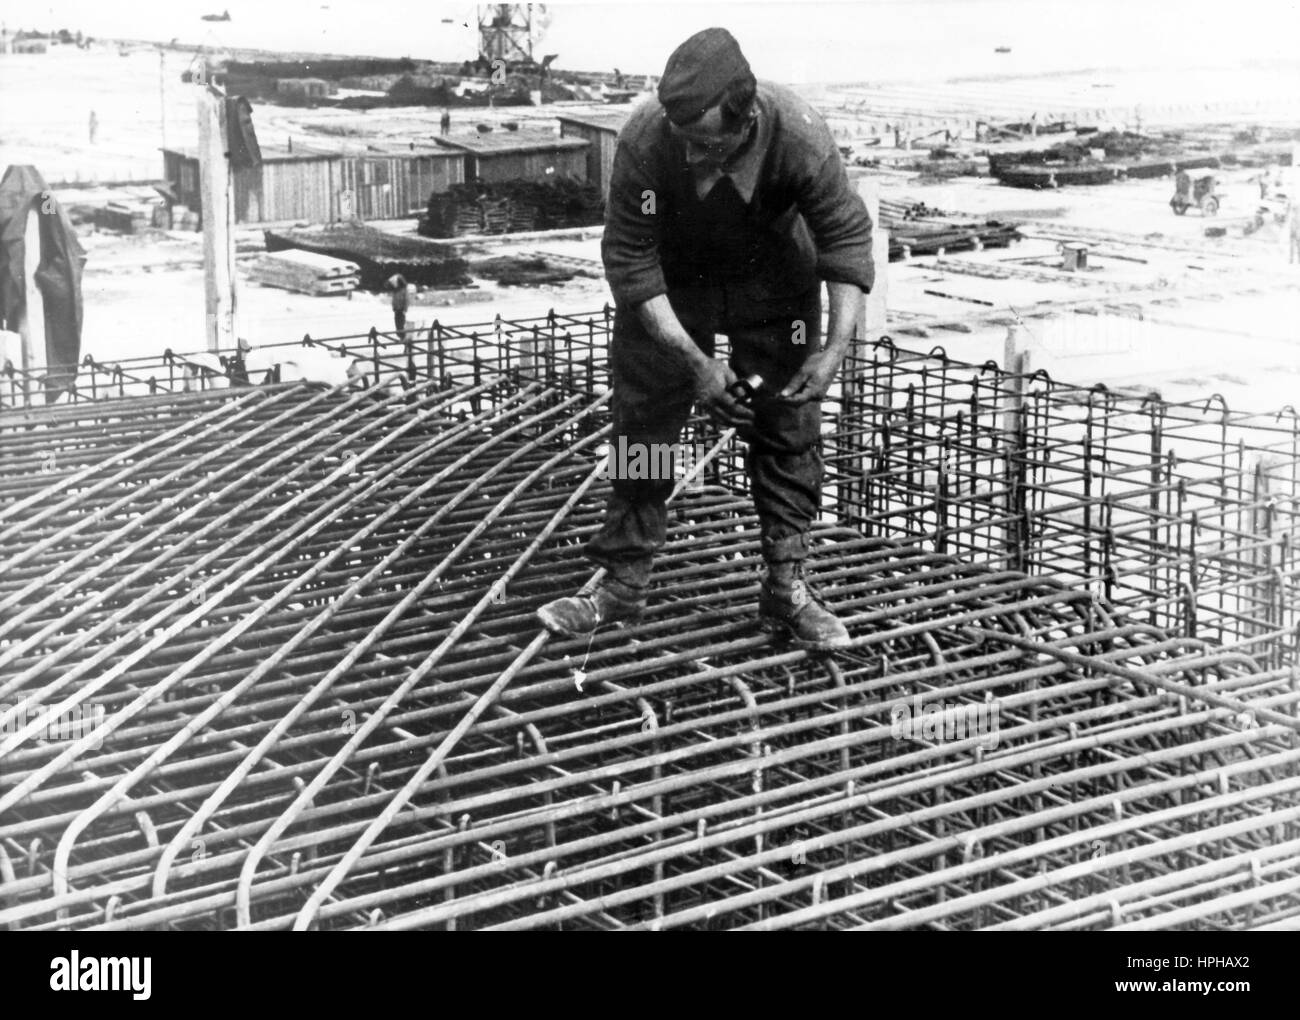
[829,345,1300,666]
[2,309,1298,930]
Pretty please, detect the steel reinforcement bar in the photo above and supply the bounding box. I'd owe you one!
[2,308,1299,929]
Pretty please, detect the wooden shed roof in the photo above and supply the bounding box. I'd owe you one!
[162,144,339,164]
[433,133,589,157]
[555,110,632,134]
[161,141,458,163]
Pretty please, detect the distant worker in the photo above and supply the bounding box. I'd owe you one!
[536,27,874,651]
[389,274,408,334]
[440,108,451,135]
[88,109,98,145]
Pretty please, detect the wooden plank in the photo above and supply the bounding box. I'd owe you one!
[196,73,234,353]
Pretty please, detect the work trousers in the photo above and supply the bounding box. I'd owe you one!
[585,283,824,589]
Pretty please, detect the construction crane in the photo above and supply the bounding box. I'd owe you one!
[477,3,549,64]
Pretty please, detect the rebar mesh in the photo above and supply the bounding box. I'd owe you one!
[2,308,1298,930]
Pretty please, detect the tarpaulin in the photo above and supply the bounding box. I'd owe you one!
[226,97,263,171]
[0,165,86,402]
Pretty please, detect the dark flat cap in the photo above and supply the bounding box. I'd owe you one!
[657,27,752,125]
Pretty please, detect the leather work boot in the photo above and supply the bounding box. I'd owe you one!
[758,561,851,652]
[536,578,646,637]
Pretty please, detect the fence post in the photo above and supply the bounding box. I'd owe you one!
[1003,324,1033,573]
[848,177,889,528]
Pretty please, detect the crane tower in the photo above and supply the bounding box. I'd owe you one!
[477,4,549,63]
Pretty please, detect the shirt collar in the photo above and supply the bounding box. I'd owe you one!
[684,96,770,204]
[720,106,767,203]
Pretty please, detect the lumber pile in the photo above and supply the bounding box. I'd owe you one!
[889,220,1021,260]
[877,196,1022,260]
[985,130,1272,189]
[421,177,604,238]
[93,198,168,234]
[264,224,471,290]
[171,204,200,231]
[246,250,360,295]
[879,198,947,226]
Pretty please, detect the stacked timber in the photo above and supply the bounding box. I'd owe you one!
[877,197,1022,259]
[420,177,604,238]
[988,130,1254,189]
[453,202,484,235]
[889,220,1021,260]
[171,205,200,231]
[263,224,471,290]
[246,251,360,295]
[481,196,512,234]
[94,200,158,233]
[879,198,947,225]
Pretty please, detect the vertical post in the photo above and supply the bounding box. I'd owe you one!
[1003,324,1033,573]
[1147,408,1163,629]
[1002,323,1033,433]
[854,176,888,343]
[848,177,889,527]
[1249,454,1283,658]
[159,47,168,149]
[197,65,235,353]
[20,203,47,404]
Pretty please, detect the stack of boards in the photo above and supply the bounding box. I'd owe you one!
[171,204,200,231]
[94,199,168,233]
[246,250,360,296]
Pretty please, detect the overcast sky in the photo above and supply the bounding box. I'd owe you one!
[10,1,1300,83]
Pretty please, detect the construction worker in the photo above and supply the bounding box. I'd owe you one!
[389,274,408,334]
[537,27,874,652]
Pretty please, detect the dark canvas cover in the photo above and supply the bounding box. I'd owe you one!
[0,165,86,402]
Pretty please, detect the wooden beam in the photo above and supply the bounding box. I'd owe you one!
[196,66,235,353]
[855,176,888,343]
[21,205,47,376]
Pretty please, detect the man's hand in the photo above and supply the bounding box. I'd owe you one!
[778,350,843,405]
[778,282,863,405]
[694,359,756,427]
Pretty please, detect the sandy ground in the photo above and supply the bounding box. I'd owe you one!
[57,165,1300,414]
[76,226,611,362]
[874,163,1300,409]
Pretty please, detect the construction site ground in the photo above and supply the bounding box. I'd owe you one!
[59,162,1300,416]
[3,43,1295,416]
[8,42,1300,934]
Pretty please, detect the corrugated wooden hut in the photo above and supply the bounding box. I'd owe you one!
[160,141,465,225]
[556,110,630,199]
[162,143,341,224]
[434,132,589,184]
[338,143,465,220]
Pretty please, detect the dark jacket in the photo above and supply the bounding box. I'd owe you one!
[601,80,874,310]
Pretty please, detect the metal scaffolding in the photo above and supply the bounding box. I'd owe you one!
[2,308,1298,929]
